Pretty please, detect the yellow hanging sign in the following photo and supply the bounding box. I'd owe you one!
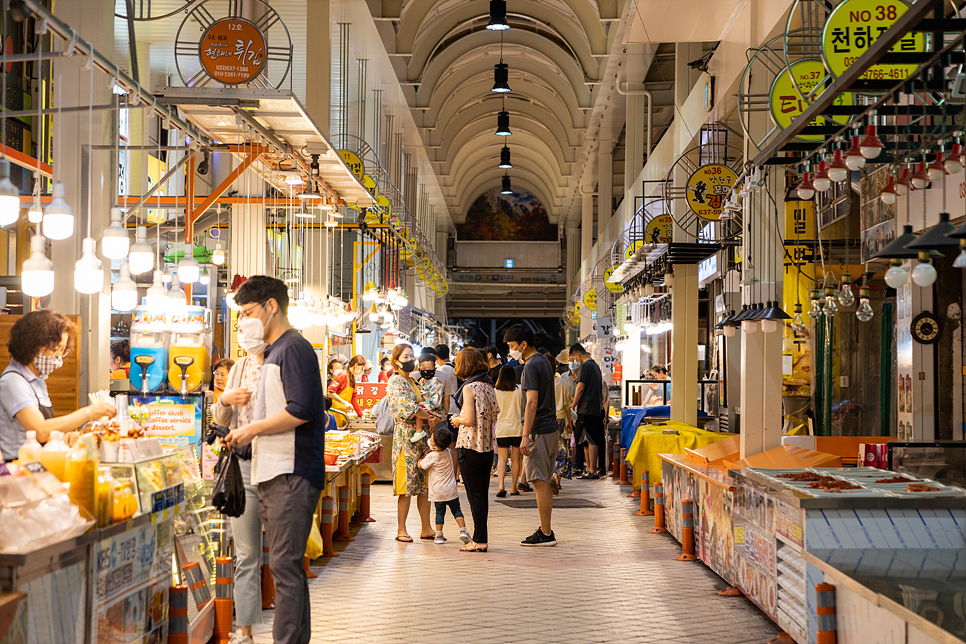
[603,266,622,294]
[821,0,925,81]
[769,59,854,141]
[645,214,674,243]
[582,287,597,312]
[362,175,378,197]
[686,164,738,221]
[625,240,643,260]
[338,150,364,179]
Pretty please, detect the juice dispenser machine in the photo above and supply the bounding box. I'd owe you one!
[167,305,212,396]
[129,307,168,395]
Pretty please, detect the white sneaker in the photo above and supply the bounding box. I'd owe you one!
[459,528,471,544]
[229,632,253,644]
[434,533,446,544]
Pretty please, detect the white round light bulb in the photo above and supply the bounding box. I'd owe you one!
[911,261,937,288]
[884,265,908,289]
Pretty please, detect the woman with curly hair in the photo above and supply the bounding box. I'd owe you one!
[0,310,117,461]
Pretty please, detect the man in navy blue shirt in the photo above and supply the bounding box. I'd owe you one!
[226,276,325,644]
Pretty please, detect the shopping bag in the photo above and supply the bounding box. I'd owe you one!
[305,512,324,559]
[211,448,246,517]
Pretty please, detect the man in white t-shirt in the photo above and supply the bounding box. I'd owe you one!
[434,345,459,415]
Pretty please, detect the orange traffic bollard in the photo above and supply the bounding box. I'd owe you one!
[649,483,667,533]
[261,531,275,609]
[320,495,339,556]
[610,441,620,478]
[359,473,376,522]
[169,585,189,644]
[605,437,612,473]
[675,498,698,561]
[635,471,653,516]
[213,557,233,644]
[816,583,837,644]
[182,561,211,608]
[334,486,355,542]
[617,448,631,485]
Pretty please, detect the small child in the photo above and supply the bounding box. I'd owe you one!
[418,426,470,544]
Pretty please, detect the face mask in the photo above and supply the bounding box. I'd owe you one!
[34,354,63,378]
[383,364,392,372]
[508,349,522,361]
[419,369,436,380]
[237,308,273,356]
[569,361,580,371]
[399,359,416,373]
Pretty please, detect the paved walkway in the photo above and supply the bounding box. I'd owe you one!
[252,474,779,644]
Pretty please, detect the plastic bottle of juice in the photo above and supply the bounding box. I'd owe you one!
[95,467,115,528]
[18,430,43,462]
[66,439,97,517]
[39,431,69,481]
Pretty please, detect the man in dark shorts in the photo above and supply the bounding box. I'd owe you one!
[569,343,606,479]
[504,324,558,546]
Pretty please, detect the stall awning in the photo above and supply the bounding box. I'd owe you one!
[159,87,375,207]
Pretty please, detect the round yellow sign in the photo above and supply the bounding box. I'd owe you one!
[582,288,597,312]
[603,266,622,294]
[686,164,738,221]
[362,175,378,197]
[645,214,674,244]
[200,19,266,85]
[338,150,364,179]
[822,0,924,82]
[769,59,854,141]
[625,240,643,260]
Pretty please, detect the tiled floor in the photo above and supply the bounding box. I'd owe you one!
[251,474,779,644]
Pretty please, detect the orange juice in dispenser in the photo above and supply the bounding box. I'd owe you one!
[167,305,212,395]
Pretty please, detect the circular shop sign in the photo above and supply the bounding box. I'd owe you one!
[603,266,622,294]
[646,214,674,244]
[686,164,738,221]
[769,59,854,141]
[200,18,266,85]
[582,287,597,312]
[822,0,924,82]
[338,150,364,180]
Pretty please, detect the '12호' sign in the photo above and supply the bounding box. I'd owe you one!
[200,18,266,85]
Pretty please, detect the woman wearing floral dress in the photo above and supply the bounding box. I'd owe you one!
[387,343,443,542]
[450,347,499,552]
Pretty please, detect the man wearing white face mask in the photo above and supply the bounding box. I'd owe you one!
[225,276,326,644]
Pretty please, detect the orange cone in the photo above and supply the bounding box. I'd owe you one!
[635,471,653,516]
[261,531,275,609]
[213,557,233,643]
[675,498,698,561]
[320,496,339,556]
[169,585,189,644]
[334,486,355,542]
[617,448,631,485]
[649,483,667,533]
[359,473,376,522]
[816,583,837,644]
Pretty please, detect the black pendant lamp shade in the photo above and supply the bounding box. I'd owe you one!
[906,211,960,251]
[730,304,753,323]
[492,63,511,93]
[873,224,939,259]
[487,0,509,30]
[495,110,511,136]
[501,174,512,194]
[746,303,765,321]
[760,301,792,321]
[714,310,736,329]
[499,146,512,169]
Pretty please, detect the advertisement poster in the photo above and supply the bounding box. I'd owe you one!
[698,481,734,583]
[860,166,897,263]
[354,382,387,413]
[92,520,173,644]
[134,396,204,453]
[733,483,778,618]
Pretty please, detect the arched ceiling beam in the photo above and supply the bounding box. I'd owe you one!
[409,17,596,85]
[450,145,563,207]
[397,0,606,58]
[432,111,573,169]
[455,173,560,223]
[445,134,568,189]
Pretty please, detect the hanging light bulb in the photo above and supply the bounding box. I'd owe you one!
[838,272,855,307]
[42,182,74,240]
[791,303,806,333]
[954,240,966,268]
[112,262,138,311]
[845,136,866,171]
[880,176,898,205]
[824,287,838,316]
[499,146,512,169]
[895,166,911,196]
[741,318,759,334]
[162,272,172,285]
[200,267,210,286]
[911,253,938,287]
[858,124,884,159]
[168,273,186,307]
[856,288,874,322]
[812,160,831,193]
[0,160,20,225]
[486,0,509,30]
[884,261,908,288]
[495,110,511,136]
[945,143,964,174]
[101,208,131,259]
[794,172,815,200]
[395,288,408,308]
[809,289,824,317]
[211,243,225,265]
[927,152,947,184]
[501,174,512,194]
[74,237,104,294]
[363,281,378,301]
[27,202,42,224]
[145,270,168,310]
[178,246,200,283]
[910,160,930,190]
[491,63,511,93]
[827,148,849,182]
[129,225,154,275]
[21,233,54,297]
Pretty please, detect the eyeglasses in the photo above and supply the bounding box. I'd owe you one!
[47,346,70,359]
[239,302,264,319]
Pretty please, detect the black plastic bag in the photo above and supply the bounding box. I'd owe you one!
[211,448,246,517]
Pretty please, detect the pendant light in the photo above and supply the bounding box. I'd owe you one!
[906,211,959,252]
[43,182,74,240]
[145,270,168,310]
[178,246,200,283]
[495,110,511,136]
[501,174,512,194]
[298,183,322,201]
[111,262,138,311]
[875,224,922,288]
[74,237,104,294]
[27,203,42,224]
[794,172,815,200]
[21,233,54,297]
[945,143,963,174]
[211,205,225,265]
[856,287,874,322]
[808,289,825,317]
[879,176,898,205]
[858,124,884,159]
[845,136,866,171]
[486,0,509,30]
[491,63,510,93]
[910,160,930,190]
[927,152,947,184]
[200,267,210,286]
[0,161,20,225]
[791,303,806,333]
[499,146,512,169]
[129,225,153,275]
[102,207,131,259]
[837,270,855,307]
[812,159,831,193]
[760,302,791,333]
[895,165,911,196]
[168,273,187,306]
[827,148,849,182]
[824,286,838,316]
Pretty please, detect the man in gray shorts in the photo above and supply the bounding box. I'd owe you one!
[504,324,558,546]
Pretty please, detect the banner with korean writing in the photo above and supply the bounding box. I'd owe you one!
[782,201,815,397]
[354,382,387,413]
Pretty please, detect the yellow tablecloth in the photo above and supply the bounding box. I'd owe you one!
[625,421,735,490]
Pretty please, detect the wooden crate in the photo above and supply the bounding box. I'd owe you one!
[0,314,81,416]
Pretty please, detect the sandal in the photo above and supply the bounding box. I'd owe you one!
[510,489,520,496]
[419,534,436,540]
[517,482,532,492]
[496,489,507,498]
[460,542,488,552]
[395,535,413,542]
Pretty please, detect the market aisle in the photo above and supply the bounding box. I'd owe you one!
[251,476,779,644]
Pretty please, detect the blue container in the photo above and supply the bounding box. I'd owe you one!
[131,347,168,393]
